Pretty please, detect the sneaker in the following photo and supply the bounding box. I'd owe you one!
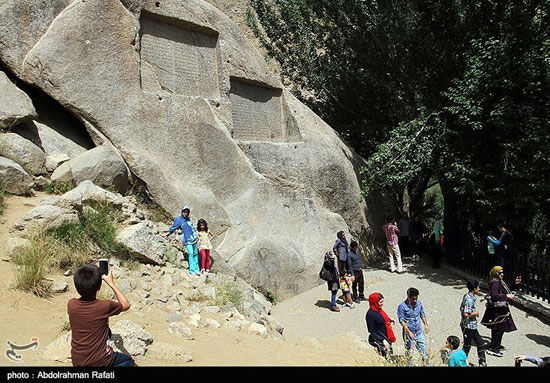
[331,305,340,312]
[479,361,487,367]
[486,349,503,357]
[496,345,505,350]
[349,304,355,309]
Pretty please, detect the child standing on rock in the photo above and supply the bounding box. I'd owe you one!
[197,218,214,274]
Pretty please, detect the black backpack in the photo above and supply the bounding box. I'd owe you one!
[319,253,333,281]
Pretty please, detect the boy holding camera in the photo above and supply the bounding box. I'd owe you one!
[68,264,133,367]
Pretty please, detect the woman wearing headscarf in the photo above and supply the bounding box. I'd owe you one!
[366,292,396,358]
[333,231,351,276]
[323,251,341,312]
[481,266,517,357]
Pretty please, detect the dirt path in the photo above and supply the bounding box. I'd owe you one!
[271,258,550,366]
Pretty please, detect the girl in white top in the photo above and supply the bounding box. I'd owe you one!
[197,219,215,274]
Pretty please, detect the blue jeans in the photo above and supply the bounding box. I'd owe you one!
[331,290,338,307]
[111,352,134,367]
[185,242,199,274]
[404,331,429,365]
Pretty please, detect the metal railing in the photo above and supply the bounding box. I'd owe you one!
[444,234,550,302]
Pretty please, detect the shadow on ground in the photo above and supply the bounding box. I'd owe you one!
[370,255,467,290]
[314,300,331,309]
[525,334,550,348]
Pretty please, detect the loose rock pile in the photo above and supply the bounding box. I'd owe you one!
[41,258,284,364]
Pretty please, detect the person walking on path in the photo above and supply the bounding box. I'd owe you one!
[348,241,365,302]
[481,266,517,357]
[460,280,487,366]
[197,218,215,274]
[383,217,403,274]
[366,293,396,359]
[333,231,351,276]
[323,251,341,312]
[487,224,514,285]
[161,205,200,275]
[397,287,430,365]
[398,212,411,258]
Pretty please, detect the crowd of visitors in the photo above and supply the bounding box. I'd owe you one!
[62,203,545,368]
[322,220,546,367]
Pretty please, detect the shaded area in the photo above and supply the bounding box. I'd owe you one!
[0,59,95,151]
[525,334,550,348]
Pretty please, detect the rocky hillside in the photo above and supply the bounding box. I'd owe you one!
[0,0,387,300]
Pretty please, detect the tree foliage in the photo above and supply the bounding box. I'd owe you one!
[249,0,550,253]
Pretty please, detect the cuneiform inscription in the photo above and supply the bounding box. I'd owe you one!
[140,16,219,98]
[230,80,283,141]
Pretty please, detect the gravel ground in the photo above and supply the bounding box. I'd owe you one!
[271,255,550,367]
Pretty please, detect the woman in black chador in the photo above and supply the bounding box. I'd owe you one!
[481,266,517,357]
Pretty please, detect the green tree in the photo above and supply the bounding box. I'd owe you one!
[249,0,550,253]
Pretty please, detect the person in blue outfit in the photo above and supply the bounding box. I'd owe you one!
[397,287,430,365]
[333,231,351,276]
[161,205,200,275]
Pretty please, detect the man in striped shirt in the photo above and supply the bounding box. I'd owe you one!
[460,280,486,366]
[383,216,404,274]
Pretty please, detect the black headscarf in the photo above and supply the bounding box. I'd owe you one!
[337,231,348,253]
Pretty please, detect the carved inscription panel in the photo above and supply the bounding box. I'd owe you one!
[140,16,219,98]
[230,80,284,141]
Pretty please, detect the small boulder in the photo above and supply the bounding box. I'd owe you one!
[184,314,201,328]
[69,144,130,193]
[168,322,194,340]
[45,152,70,172]
[201,318,220,329]
[0,132,46,175]
[110,320,153,357]
[12,204,79,233]
[148,342,192,362]
[166,313,182,322]
[43,180,123,211]
[202,306,220,314]
[247,323,269,338]
[116,222,167,266]
[51,281,69,293]
[42,332,71,363]
[0,71,37,129]
[0,156,33,195]
[50,161,73,183]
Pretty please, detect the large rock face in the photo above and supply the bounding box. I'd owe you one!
[0,0,378,299]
